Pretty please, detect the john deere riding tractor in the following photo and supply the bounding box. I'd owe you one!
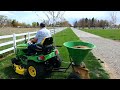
[11,37,62,79]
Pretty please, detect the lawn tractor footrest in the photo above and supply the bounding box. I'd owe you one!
[52,69,65,72]
[59,67,68,69]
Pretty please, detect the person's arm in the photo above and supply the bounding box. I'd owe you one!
[30,38,38,43]
[29,30,39,44]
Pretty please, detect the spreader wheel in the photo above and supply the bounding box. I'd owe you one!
[67,72,81,79]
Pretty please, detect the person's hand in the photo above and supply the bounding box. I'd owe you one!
[27,40,33,44]
[27,38,37,44]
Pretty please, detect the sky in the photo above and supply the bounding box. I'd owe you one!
[0,11,120,25]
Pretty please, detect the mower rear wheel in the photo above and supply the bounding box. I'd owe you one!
[53,55,62,68]
[27,61,45,79]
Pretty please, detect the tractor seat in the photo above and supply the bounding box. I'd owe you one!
[41,37,53,46]
[36,37,55,54]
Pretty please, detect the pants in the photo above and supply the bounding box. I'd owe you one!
[27,44,37,55]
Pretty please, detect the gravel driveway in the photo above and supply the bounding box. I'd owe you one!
[71,27,120,79]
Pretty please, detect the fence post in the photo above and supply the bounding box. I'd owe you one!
[28,32,30,42]
[13,33,16,53]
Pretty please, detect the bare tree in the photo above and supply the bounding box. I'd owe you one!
[110,11,117,28]
[43,11,65,26]
[0,15,8,28]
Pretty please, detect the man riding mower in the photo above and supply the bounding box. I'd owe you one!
[11,36,62,79]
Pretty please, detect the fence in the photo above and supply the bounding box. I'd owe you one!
[0,31,37,55]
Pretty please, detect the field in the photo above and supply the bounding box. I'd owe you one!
[82,29,120,41]
[0,27,39,36]
[0,28,110,79]
[0,27,55,36]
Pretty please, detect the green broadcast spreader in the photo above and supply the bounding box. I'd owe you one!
[63,41,96,65]
[63,41,96,79]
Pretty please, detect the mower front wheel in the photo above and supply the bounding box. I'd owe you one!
[11,58,20,65]
[27,61,45,79]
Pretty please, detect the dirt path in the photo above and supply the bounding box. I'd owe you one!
[71,27,120,79]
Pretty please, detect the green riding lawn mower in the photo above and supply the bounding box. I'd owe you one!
[11,35,96,79]
[11,36,62,79]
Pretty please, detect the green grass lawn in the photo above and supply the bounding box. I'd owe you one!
[82,29,120,40]
[0,28,110,79]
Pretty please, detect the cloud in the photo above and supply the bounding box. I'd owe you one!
[0,11,16,17]
[18,11,48,24]
[64,11,109,19]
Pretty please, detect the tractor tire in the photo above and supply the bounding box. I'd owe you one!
[27,61,45,79]
[67,72,81,79]
[53,55,62,69]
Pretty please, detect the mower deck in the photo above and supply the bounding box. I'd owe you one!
[13,64,27,75]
